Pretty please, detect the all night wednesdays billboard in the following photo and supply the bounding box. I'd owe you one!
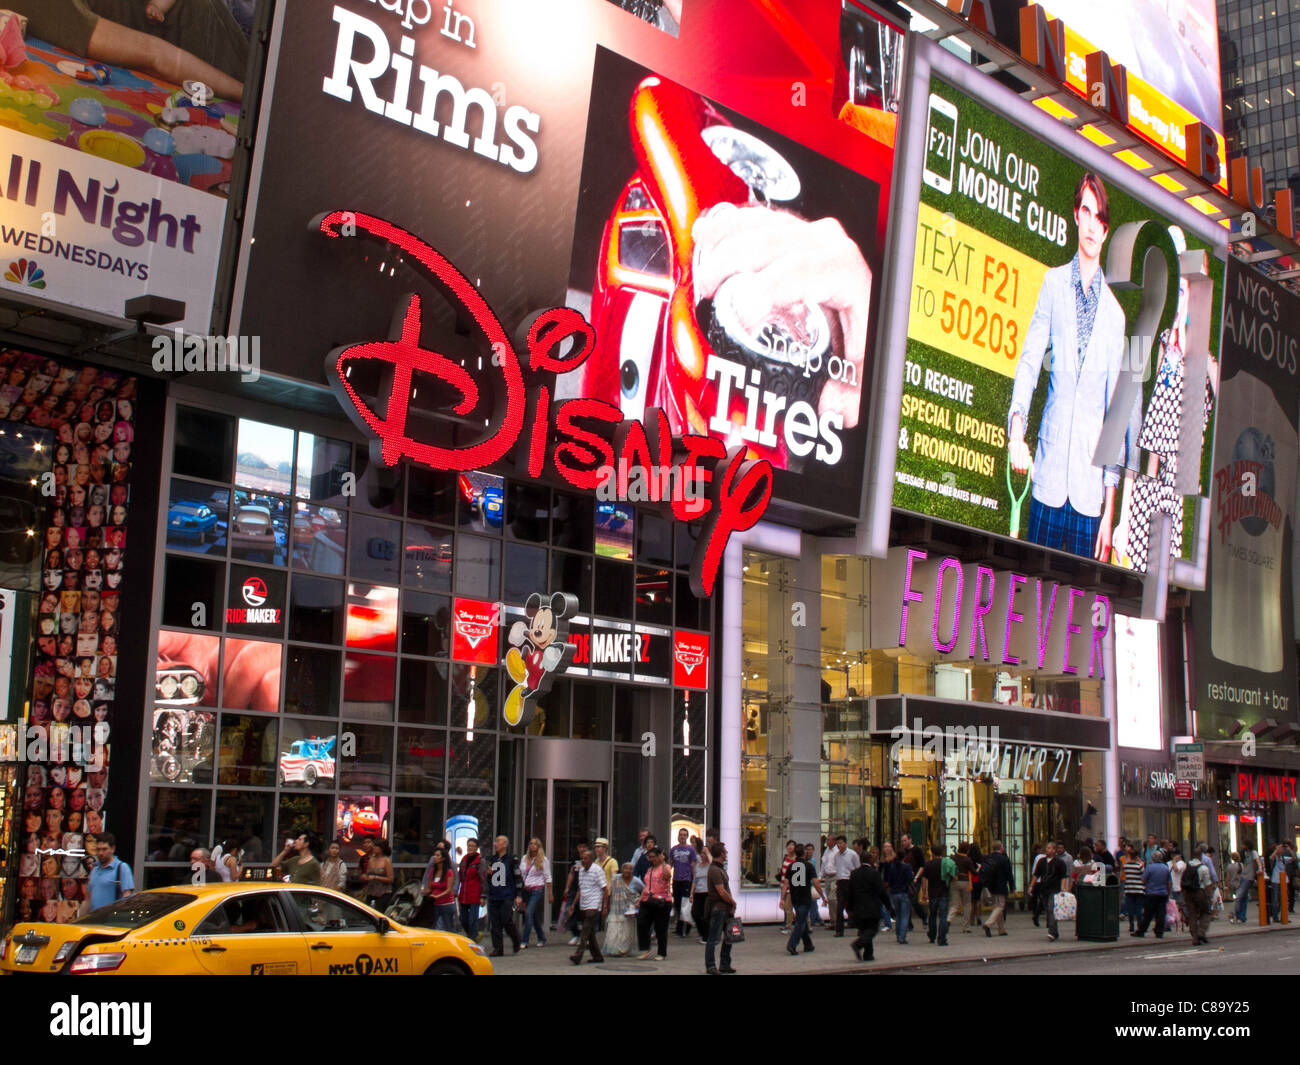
[228,0,908,545]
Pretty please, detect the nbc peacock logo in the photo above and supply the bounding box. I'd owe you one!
[4,258,45,289]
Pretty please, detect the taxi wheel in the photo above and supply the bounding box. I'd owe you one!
[425,960,470,975]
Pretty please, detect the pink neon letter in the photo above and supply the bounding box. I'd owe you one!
[968,566,996,661]
[899,549,927,646]
[1062,587,1085,674]
[1088,594,1110,678]
[1035,579,1059,669]
[1002,573,1026,666]
[932,557,964,654]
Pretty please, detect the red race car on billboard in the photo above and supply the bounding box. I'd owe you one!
[577,71,873,473]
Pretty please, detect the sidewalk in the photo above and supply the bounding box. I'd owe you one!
[478,909,1300,976]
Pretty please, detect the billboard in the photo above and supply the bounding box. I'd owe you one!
[0,3,266,332]
[228,0,904,525]
[1114,614,1161,750]
[1190,260,1300,741]
[1034,0,1225,182]
[889,65,1224,579]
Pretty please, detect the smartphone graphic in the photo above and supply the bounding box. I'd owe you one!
[923,93,958,195]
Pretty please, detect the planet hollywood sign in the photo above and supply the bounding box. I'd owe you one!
[323,211,773,598]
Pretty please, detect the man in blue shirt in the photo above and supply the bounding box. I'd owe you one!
[86,832,134,913]
[1131,849,1171,938]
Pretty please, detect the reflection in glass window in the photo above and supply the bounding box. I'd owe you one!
[594,558,634,619]
[505,482,550,542]
[401,592,450,657]
[277,793,330,848]
[343,652,395,720]
[174,407,235,483]
[398,658,448,725]
[147,787,211,858]
[349,513,400,584]
[166,480,226,554]
[213,790,274,862]
[284,646,340,717]
[396,727,447,792]
[454,535,500,600]
[391,797,444,863]
[230,490,288,566]
[337,724,393,790]
[218,714,277,786]
[346,583,398,653]
[446,730,495,796]
[162,556,224,630]
[295,433,351,502]
[551,492,594,552]
[235,419,294,494]
[450,665,498,736]
[290,502,346,573]
[406,467,458,524]
[503,542,547,605]
[403,523,452,592]
[289,576,344,645]
[635,566,673,625]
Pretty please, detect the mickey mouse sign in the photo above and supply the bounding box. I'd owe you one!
[502,592,579,727]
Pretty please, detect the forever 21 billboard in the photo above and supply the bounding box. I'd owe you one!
[228,0,907,524]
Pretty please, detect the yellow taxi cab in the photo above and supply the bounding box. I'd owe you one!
[0,883,493,976]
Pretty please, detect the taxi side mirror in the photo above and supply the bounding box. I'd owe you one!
[377,919,391,934]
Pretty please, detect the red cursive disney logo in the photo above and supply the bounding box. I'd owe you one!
[319,210,773,597]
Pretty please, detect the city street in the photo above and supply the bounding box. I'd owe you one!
[480,909,1300,976]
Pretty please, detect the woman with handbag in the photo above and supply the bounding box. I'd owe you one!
[636,847,674,960]
[605,863,644,956]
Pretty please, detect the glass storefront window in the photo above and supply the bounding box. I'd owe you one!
[392,797,444,863]
[337,723,393,791]
[291,503,346,572]
[295,433,351,503]
[455,535,501,600]
[398,658,448,726]
[277,719,339,790]
[213,790,274,862]
[289,576,344,644]
[174,407,234,483]
[221,638,282,713]
[283,646,340,717]
[395,727,447,792]
[162,557,224,631]
[343,652,394,720]
[218,714,277,786]
[403,523,452,592]
[148,787,211,859]
[167,480,227,555]
[349,514,401,584]
[345,583,398,653]
[401,591,450,657]
[503,542,547,604]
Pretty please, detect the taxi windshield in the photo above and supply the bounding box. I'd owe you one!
[78,892,196,929]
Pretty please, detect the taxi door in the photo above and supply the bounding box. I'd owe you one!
[188,892,311,976]
[285,889,412,976]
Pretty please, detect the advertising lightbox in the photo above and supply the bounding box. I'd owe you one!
[1190,259,1300,741]
[0,3,267,332]
[228,0,904,529]
[1114,613,1161,750]
[885,50,1226,585]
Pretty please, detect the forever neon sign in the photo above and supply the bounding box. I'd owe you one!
[318,210,773,597]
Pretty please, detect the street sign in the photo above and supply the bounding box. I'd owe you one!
[1174,781,1194,800]
[1174,742,1205,784]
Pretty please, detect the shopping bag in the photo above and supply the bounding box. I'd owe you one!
[725,916,745,943]
[1052,892,1077,921]
[1165,898,1180,927]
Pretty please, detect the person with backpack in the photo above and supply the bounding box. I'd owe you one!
[85,832,133,912]
[1028,842,1049,927]
[1182,845,1215,944]
[980,841,1014,937]
[951,842,974,924]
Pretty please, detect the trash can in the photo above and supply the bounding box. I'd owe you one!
[1075,883,1121,941]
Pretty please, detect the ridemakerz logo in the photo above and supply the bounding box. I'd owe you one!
[50,997,151,1045]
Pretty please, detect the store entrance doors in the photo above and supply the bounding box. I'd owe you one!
[526,778,604,924]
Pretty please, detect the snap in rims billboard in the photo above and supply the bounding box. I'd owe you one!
[227,0,905,537]
[879,39,1227,589]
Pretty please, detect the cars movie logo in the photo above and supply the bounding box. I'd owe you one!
[452,597,498,664]
[320,211,773,598]
[673,631,709,690]
[226,577,281,624]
